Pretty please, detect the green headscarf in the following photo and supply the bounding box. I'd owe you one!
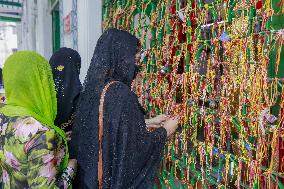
[0,51,68,171]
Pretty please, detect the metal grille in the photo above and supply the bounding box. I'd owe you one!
[0,0,22,22]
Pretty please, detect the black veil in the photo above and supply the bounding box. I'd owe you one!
[49,47,82,129]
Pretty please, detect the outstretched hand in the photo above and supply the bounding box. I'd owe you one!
[145,114,168,128]
[162,116,179,137]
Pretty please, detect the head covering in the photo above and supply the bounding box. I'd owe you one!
[71,29,167,188]
[71,28,139,151]
[85,29,139,89]
[0,51,68,171]
[49,47,82,128]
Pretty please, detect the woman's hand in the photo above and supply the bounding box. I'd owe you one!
[162,116,179,137]
[145,114,168,128]
[66,131,72,142]
[68,159,77,171]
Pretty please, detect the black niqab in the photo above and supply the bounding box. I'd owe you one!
[49,47,82,130]
[70,29,167,189]
[0,68,3,87]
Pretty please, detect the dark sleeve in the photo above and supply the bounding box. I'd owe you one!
[69,123,78,159]
[69,96,81,159]
[110,93,167,189]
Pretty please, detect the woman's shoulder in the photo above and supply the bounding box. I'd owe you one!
[109,82,130,92]
[0,114,51,142]
[107,82,138,101]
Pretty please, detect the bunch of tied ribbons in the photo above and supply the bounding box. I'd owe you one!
[103,0,284,188]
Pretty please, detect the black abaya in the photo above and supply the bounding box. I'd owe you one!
[70,29,167,189]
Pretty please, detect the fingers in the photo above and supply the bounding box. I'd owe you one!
[165,115,179,122]
[146,114,178,127]
[157,114,168,122]
[171,116,180,121]
[147,124,162,128]
[68,159,77,170]
[151,114,168,124]
[69,159,77,164]
[66,131,72,141]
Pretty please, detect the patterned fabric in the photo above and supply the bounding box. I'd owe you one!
[0,114,74,189]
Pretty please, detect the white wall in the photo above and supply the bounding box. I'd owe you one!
[17,0,52,59]
[35,0,53,59]
[77,0,102,81]
[17,0,36,52]
[0,22,17,67]
[62,0,73,48]
[17,0,103,81]
[63,0,72,16]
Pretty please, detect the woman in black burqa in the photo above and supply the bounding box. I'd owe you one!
[49,47,82,133]
[70,29,179,189]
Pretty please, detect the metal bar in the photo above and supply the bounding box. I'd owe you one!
[0,13,20,19]
[0,15,21,22]
[0,7,22,14]
[0,0,22,7]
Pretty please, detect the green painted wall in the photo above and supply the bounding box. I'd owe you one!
[50,0,60,52]
[269,0,283,114]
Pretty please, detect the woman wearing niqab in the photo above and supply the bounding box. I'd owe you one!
[49,47,82,132]
[70,29,178,189]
